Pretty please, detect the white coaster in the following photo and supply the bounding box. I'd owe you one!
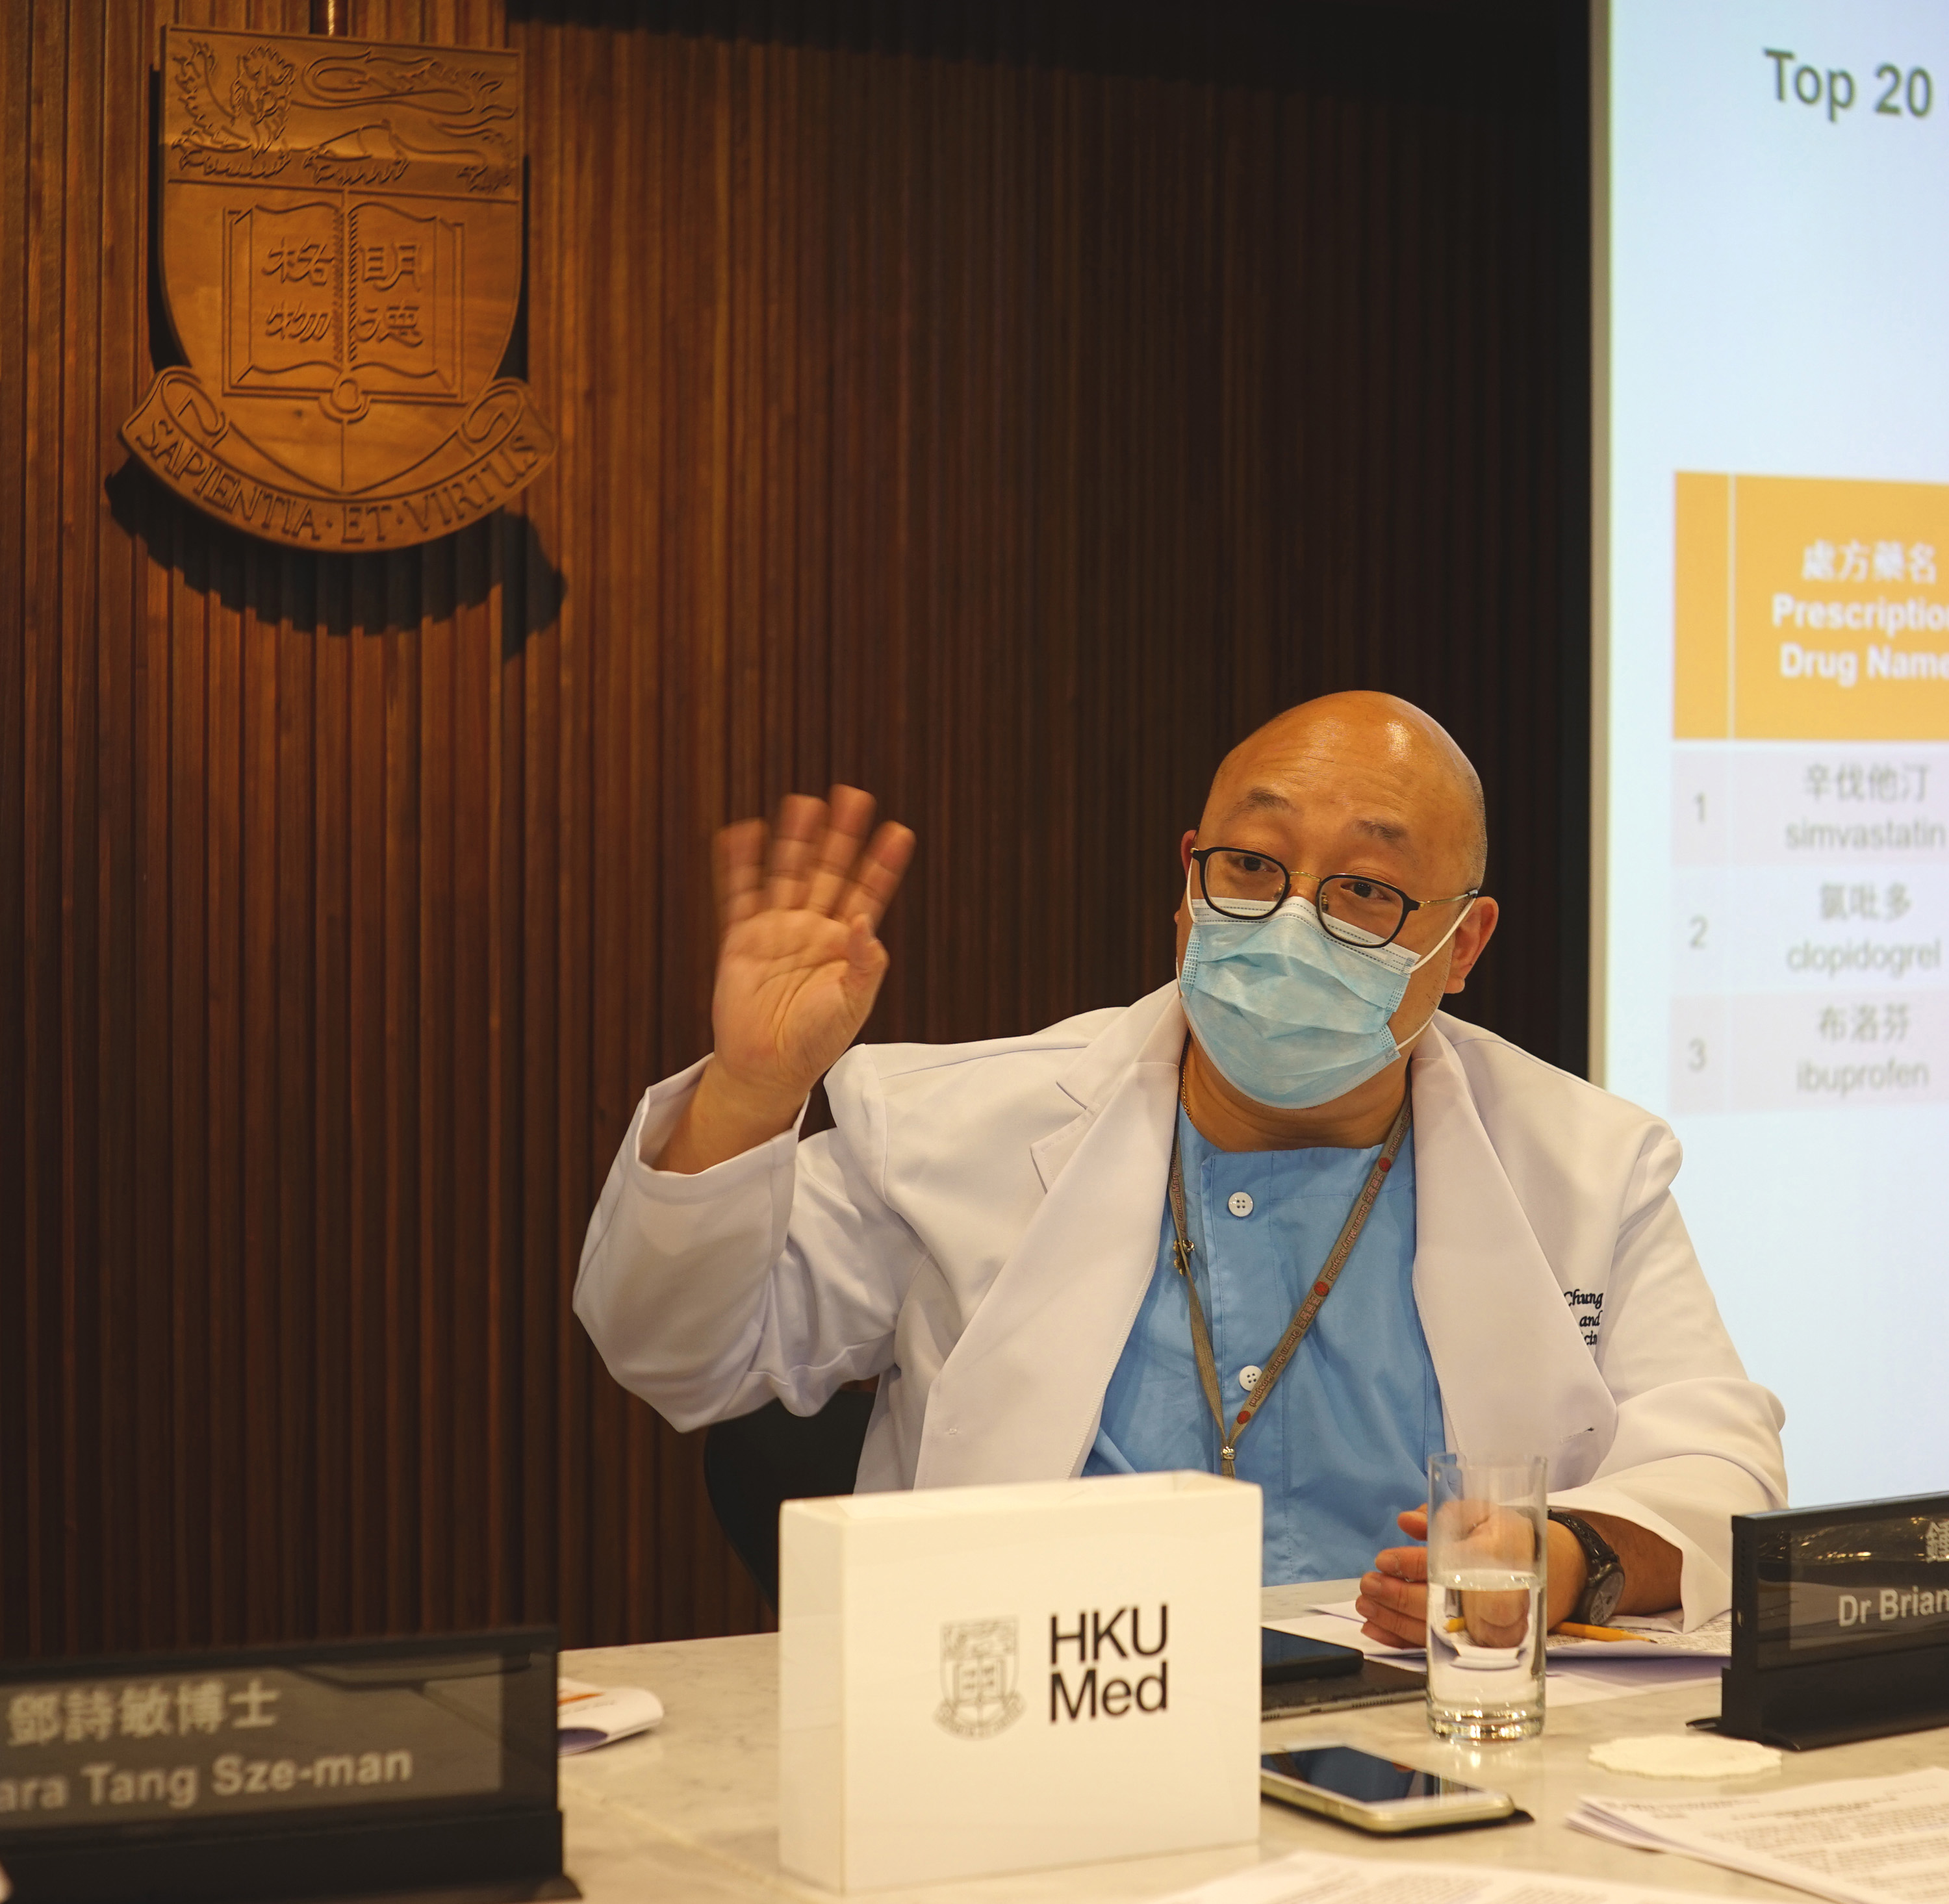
[1588,1734,1783,1779]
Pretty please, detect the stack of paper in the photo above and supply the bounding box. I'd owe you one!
[1162,1847,1766,1904]
[1265,1603,1729,1708]
[1568,1766,1949,1904]
[1546,1614,1733,1660]
[1277,1601,1731,1662]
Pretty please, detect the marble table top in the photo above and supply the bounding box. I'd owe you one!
[556,1581,1949,1904]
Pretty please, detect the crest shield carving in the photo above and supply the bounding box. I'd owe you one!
[121,26,555,550]
[935,1618,1024,1740]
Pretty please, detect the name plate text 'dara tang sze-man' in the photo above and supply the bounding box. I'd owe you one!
[121,25,556,551]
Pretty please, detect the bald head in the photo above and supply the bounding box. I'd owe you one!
[1199,692,1487,890]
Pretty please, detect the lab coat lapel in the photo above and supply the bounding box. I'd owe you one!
[1410,1018,1616,1477]
[917,987,1185,1487]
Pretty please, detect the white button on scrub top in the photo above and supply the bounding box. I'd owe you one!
[1227,1190,1255,1217]
[1239,1365,1263,1391]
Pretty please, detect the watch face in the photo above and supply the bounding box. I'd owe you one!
[1586,1566,1627,1626]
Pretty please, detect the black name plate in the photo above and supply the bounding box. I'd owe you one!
[0,1629,567,1904]
[1720,1493,1949,1749]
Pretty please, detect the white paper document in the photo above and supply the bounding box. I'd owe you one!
[1283,1601,1731,1661]
[1271,1598,1731,1715]
[556,1675,663,1755]
[1161,1847,1744,1904]
[1545,1614,1731,1661]
[1264,1607,1727,1705]
[1544,1658,1724,1708]
[1568,1767,1949,1904]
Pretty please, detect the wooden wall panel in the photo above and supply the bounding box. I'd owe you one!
[0,0,1587,1656]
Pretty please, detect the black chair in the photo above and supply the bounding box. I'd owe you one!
[703,1389,875,1609]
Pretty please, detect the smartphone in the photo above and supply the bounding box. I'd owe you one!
[1261,1628,1366,1684]
[1260,1744,1516,1834]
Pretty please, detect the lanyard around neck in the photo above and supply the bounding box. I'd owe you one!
[1167,1061,1412,1480]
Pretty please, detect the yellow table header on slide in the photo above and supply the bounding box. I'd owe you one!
[1675,472,1949,741]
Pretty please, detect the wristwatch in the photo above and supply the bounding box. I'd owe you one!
[1548,1511,1626,1625]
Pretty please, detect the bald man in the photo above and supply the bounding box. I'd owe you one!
[576,694,1786,1634]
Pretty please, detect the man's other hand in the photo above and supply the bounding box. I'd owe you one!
[1357,1508,1595,1647]
[653,787,915,1174]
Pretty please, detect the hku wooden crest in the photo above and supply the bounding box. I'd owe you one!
[121,27,555,550]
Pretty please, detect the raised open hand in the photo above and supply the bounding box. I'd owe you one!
[711,786,915,1104]
[652,787,915,1173]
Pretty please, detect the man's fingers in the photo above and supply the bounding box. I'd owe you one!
[1360,1568,1429,1612]
[1470,1625,1528,1648]
[1397,1506,1429,1539]
[1359,1611,1422,1647]
[715,819,768,933]
[1464,1610,1533,1647]
[1462,1590,1536,1647]
[766,794,828,911]
[1373,1543,1429,1583]
[841,821,917,929]
[844,914,891,995]
[805,785,878,916]
[1355,1573,1428,1648]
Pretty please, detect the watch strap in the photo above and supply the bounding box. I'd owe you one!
[1548,1510,1625,1623]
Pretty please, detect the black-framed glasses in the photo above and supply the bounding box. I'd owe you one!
[1189,846,1479,948]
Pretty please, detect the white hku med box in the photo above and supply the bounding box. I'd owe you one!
[778,1470,1262,1892]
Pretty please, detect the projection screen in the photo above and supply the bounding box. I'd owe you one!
[1597,1,1949,1507]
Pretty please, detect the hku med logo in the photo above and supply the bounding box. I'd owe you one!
[934,1619,1024,1740]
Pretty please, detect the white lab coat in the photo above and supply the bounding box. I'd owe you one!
[575,984,1787,1625]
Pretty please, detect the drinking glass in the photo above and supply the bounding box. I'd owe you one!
[1423,1452,1548,1741]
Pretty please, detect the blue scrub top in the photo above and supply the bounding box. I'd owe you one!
[1085,1109,1444,1585]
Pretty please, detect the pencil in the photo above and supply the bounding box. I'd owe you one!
[1555,1621,1638,1642]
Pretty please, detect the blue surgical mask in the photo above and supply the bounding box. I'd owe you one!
[1177,881,1473,1110]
